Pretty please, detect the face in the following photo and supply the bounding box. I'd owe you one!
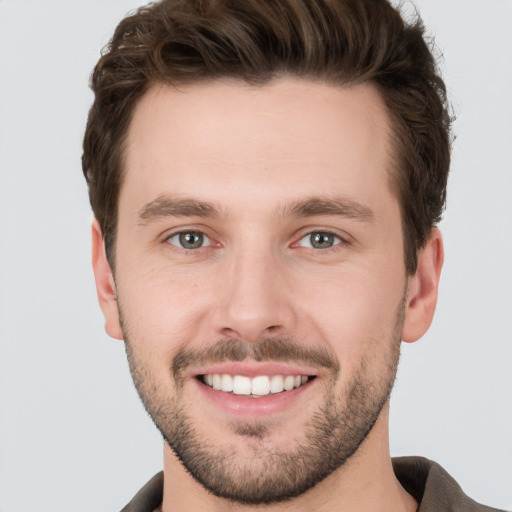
[93,78,439,505]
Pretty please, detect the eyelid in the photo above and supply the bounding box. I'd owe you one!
[291,227,352,252]
[299,231,341,247]
[167,231,211,248]
[162,226,219,250]
[160,225,350,251]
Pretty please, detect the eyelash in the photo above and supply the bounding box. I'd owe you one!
[295,231,344,251]
[165,230,214,251]
[164,228,348,254]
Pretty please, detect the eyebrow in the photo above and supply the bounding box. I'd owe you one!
[137,195,374,225]
[137,196,221,225]
[278,197,375,222]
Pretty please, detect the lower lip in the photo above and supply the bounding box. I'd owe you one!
[193,378,316,418]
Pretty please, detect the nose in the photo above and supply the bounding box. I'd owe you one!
[212,245,295,343]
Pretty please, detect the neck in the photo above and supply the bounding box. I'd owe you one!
[160,405,417,512]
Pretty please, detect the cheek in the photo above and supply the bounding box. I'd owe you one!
[292,265,405,357]
[116,255,224,355]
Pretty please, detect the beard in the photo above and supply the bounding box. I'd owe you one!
[122,298,404,506]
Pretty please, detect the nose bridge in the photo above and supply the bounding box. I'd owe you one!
[214,238,292,341]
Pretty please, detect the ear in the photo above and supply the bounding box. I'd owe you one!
[91,219,123,340]
[402,228,444,343]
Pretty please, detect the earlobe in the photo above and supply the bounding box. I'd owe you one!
[402,228,444,343]
[91,219,124,340]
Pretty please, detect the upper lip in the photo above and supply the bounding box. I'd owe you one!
[188,361,319,379]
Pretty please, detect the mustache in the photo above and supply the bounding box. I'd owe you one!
[172,337,340,380]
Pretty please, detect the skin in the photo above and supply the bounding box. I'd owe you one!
[92,78,443,512]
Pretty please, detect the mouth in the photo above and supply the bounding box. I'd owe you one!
[198,373,316,397]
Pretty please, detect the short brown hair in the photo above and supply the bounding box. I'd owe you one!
[82,0,452,273]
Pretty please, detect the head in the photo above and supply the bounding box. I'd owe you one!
[84,0,449,506]
[83,0,451,276]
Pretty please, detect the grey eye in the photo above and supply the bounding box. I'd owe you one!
[298,231,341,249]
[168,231,210,249]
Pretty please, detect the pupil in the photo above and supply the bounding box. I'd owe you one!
[312,232,333,249]
[180,232,203,249]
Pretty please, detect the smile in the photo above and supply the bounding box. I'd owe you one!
[201,374,313,397]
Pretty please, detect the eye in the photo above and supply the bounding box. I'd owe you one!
[297,231,342,249]
[167,230,211,250]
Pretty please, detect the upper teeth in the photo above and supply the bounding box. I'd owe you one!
[203,374,309,396]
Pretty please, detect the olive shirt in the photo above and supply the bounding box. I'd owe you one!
[120,456,506,512]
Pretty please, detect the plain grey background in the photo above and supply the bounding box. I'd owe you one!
[0,1,511,510]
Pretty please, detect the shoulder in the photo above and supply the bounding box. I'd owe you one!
[393,456,507,512]
[120,472,164,512]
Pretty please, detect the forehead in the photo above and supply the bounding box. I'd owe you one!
[121,78,395,217]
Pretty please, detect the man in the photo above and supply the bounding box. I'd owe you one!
[82,0,505,511]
